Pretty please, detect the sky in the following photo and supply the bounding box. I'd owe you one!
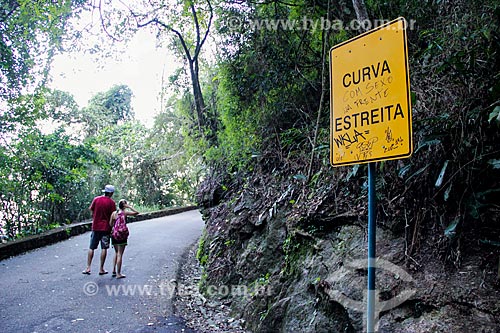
[48,29,181,128]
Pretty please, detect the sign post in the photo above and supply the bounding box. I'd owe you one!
[329,18,412,332]
[367,162,377,332]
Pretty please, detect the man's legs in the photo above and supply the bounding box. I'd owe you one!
[99,248,107,274]
[84,231,103,274]
[84,249,94,273]
[99,234,110,274]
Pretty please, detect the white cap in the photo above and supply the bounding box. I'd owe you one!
[102,185,115,193]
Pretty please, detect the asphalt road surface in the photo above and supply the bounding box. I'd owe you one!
[0,210,204,333]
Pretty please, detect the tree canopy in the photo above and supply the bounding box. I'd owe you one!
[0,0,498,270]
[0,0,85,101]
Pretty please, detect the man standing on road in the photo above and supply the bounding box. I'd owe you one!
[83,185,116,275]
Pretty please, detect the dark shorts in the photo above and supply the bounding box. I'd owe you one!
[89,231,110,250]
[111,236,128,246]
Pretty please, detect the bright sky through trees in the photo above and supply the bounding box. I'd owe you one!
[48,29,180,128]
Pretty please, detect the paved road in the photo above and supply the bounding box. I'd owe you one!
[0,210,204,333]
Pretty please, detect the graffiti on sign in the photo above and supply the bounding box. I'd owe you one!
[330,18,412,166]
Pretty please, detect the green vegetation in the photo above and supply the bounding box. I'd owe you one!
[1,0,498,279]
[282,232,315,278]
[196,229,208,266]
[0,2,204,239]
[201,0,500,268]
[1,0,499,330]
[0,0,85,103]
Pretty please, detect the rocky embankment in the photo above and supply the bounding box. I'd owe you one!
[192,172,500,332]
[173,242,249,333]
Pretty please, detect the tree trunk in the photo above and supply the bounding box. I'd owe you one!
[352,0,370,25]
[307,0,331,180]
[132,0,216,145]
[189,60,205,135]
[189,59,217,144]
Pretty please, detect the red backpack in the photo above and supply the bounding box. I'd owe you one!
[112,211,129,241]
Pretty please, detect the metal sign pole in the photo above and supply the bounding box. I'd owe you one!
[367,162,377,332]
[328,17,412,333]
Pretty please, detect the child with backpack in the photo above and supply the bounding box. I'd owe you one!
[109,199,139,278]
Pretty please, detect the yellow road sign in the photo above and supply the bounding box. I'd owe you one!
[330,17,412,166]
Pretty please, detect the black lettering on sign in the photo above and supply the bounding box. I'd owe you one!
[342,60,391,88]
[334,103,405,132]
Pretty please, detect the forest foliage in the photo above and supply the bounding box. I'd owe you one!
[202,0,499,269]
[0,2,203,239]
[1,0,499,264]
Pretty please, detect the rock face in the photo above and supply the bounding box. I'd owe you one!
[195,171,500,332]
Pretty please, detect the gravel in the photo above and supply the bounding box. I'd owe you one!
[172,242,249,333]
